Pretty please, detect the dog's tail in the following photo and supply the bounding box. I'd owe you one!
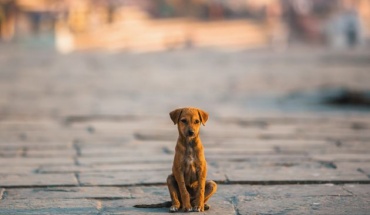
[134,201,172,208]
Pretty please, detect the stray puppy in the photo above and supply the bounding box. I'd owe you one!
[167,107,217,212]
[134,107,217,212]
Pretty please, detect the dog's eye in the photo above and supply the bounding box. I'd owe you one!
[194,119,200,124]
[181,119,187,124]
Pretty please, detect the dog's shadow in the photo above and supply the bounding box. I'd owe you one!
[132,207,170,214]
[132,206,213,214]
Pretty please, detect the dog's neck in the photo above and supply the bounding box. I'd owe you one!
[179,136,200,148]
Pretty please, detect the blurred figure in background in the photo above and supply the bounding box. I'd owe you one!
[283,0,322,43]
[266,0,289,51]
[341,0,362,47]
[0,0,16,41]
[325,0,364,49]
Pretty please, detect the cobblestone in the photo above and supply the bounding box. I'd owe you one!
[0,45,370,214]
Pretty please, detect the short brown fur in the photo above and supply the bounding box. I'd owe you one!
[167,107,217,212]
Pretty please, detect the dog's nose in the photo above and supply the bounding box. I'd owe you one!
[188,130,195,136]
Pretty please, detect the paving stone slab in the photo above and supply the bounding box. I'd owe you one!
[211,160,370,182]
[0,131,132,144]
[209,139,332,154]
[39,163,173,173]
[235,195,370,215]
[78,155,173,165]
[79,170,170,186]
[205,146,275,154]
[216,184,369,215]
[79,146,168,157]
[336,161,370,174]
[202,126,296,138]
[78,139,173,147]
[0,142,73,150]
[312,153,370,162]
[66,117,171,132]
[199,126,369,141]
[72,136,133,146]
[26,149,76,158]
[295,126,370,135]
[206,154,311,163]
[0,120,60,131]
[218,184,350,199]
[270,122,370,133]
[4,187,132,200]
[295,131,370,141]
[0,173,78,187]
[0,157,74,166]
[343,184,370,197]
[217,138,330,146]
[217,116,370,128]
[0,166,38,174]
[0,148,23,157]
[210,160,323,170]
[0,199,98,215]
[224,165,369,182]
[133,129,176,141]
[0,132,77,142]
[332,141,370,153]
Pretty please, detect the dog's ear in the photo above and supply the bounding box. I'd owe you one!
[169,108,183,125]
[197,109,208,126]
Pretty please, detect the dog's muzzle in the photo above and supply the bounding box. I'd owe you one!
[187,130,195,136]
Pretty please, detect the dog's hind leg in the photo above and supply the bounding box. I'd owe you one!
[203,180,217,210]
[167,174,181,213]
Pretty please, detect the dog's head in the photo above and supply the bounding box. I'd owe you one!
[169,107,208,142]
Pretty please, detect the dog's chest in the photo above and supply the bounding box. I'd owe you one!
[184,148,197,178]
[185,147,196,164]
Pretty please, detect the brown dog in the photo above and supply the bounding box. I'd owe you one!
[167,107,217,212]
[134,107,217,212]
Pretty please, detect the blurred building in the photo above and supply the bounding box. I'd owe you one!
[1,0,369,52]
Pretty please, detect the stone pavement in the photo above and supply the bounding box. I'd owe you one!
[0,45,370,214]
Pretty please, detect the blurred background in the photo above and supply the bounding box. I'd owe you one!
[1,3,370,212]
[0,0,369,118]
[1,0,370,51]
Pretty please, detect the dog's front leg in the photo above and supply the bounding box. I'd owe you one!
[174,171,192,212]
[193,166,206,212]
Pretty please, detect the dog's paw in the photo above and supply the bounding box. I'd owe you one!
[204,204,210,211]
[169,206,179,213]
[181,206,192,212]
[191,206,204,212]
[180,202,192,212]
[192,207,201,212]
